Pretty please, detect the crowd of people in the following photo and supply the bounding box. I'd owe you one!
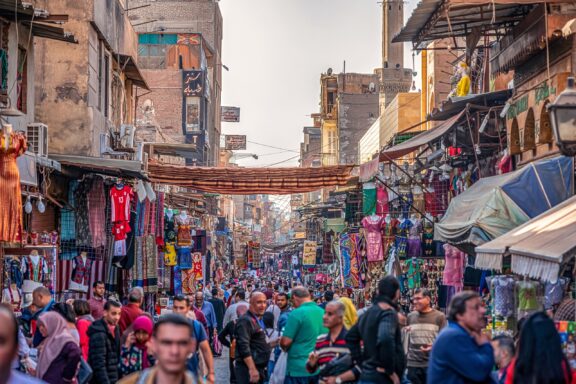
[1,275,576,384]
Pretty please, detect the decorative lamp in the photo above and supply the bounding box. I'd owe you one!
[549,77,576,156]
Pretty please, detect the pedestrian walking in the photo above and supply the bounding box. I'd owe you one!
[120,315,154,377]
[35,311,81,384]
[280,286,327,384]
[262,312,280,383]
[219,305,249,384]
[234,292,271,384]
[0,304,44,383]
[346,276,405,384]
[224,289,249,326]
[118,314,197,384]
[88,281,106,320]
[73,299,94,360]
[427,291,494,384]
[406,288,446,384]
[172,295,215,384]
[209,287,226,333]
[87,300,122,384]
[195,291,218,349]
[306,300,352,382]
[119,288,144,334]
[491,335,514,384]
[31,286,55,347]
[504,312,574,384]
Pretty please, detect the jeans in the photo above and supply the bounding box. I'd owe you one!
[285,376,319,384]
[407,366,426,384]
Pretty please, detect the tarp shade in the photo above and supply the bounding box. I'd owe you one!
[476,195,576,283]
[435,156,574,256]
[379,111,465,161]
[147,163,355,195]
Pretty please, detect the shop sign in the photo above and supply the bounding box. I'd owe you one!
[225,135,247,150]
[221,106,240,122]
[302,240,317,266]
[507,95,529,120]
[535,83,556,105]
[183,70,204,97]
[294,232,306,239]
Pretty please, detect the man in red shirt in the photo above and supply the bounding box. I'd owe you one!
[89,281,107,320]
[119,287,143,333]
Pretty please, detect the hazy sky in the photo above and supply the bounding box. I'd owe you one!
[219,0,419,169]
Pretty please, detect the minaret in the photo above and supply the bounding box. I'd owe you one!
[380,0,412,111]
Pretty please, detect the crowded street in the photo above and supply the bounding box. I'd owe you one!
[1,0,576,384]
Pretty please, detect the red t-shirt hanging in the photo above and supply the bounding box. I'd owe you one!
[110,185,134,223]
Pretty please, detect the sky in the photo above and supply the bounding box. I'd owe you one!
[218,0,420,169]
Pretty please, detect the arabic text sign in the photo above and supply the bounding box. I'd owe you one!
[225,135,247,150]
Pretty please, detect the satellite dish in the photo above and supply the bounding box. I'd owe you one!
[327,68,333,75]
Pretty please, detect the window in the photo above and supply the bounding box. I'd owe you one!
[138,34,177,69]
[522,108,535,151]
[97,42,102,111]
[509,118,520,155]
[538,101,553,144]
[16,47,27,113]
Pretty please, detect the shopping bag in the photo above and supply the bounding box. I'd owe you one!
[213,334,223,355]
[76,357,93,384]
[269,351,287,384]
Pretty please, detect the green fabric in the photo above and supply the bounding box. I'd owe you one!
[282,301,327,377]
[363,186,377,216]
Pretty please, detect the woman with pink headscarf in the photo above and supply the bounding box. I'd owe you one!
[36,311,82,383]
[120,315,154,377]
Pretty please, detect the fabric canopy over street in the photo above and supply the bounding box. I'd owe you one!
[435,156,574,256]
[147,162,355,194]
[475,195,576,283]
[379,111,465,161]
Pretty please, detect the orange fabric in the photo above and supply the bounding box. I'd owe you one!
[0,132,26,242]
[147,162,355,195]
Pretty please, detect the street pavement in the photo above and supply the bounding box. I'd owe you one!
[215,348,231,383]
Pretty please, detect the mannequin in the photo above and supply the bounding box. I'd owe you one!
[2,124,12,150]
[407,214,423,258]
[361,214,385,262]
[175,210,192,247]
[69,251,91,292]
[21,250,48,293]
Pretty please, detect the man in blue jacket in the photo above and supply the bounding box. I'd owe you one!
[427,291,494,384]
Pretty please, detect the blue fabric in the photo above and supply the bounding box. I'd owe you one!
[501,156,573,217]
[427,322,494,384]
[177,247,192,269]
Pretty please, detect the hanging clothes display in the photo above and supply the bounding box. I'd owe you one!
[395,219,412,259]
[382,217,399,259]
[361,215,385,262]
[110,184,134,223]
[442,244,465,291]
[407,218,423,258]
[376,186,389,215]
[0,129,26,243]
[362,183,377,216]
[69,253,92,292]
[74,180,93,247]
[492,276,515,318]
[87,178,107,248]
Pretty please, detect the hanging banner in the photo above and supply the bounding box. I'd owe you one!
[192,252,203,280]
[303,240,317,266]
[185,97,201,132]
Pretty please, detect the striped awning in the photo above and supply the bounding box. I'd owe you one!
[147,162,355,195]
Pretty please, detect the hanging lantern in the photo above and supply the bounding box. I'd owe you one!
[548,77,576,156]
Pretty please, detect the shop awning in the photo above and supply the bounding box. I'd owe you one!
[563,18,576,37]
[430,90,513,121]
[118,54,149,90]
[147,162,355,195]
[24,21,77,44]
[50,154,146,180]
[476,195,576,282]
[379,111,465,161]
[435,156,574,256]
[393,0,538,48]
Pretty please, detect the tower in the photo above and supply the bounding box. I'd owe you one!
[379,0,413,112]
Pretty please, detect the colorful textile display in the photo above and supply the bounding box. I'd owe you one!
[361,215,385,262]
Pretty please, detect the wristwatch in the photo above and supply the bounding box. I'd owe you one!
[335,377,342,384]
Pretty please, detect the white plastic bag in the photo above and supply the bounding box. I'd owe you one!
[269,351,287,384]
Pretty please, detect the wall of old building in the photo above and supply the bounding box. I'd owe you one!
[338,93,379,165]
[130,0,223,166]
[35,0,139,157]
[380,92,421,148]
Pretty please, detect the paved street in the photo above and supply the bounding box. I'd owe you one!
[215,348,231,383]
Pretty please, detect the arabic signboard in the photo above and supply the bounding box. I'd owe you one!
[183,70,204,97]
[225,135,247,150]
[221,106,240,122]
[302,240,317,266]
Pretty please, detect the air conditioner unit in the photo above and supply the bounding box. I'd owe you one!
[119,124,135,149]
[26,123,48,157]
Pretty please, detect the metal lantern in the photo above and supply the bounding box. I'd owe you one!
[548,77,576,156]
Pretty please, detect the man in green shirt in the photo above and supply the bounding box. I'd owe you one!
[280,286,327,384]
